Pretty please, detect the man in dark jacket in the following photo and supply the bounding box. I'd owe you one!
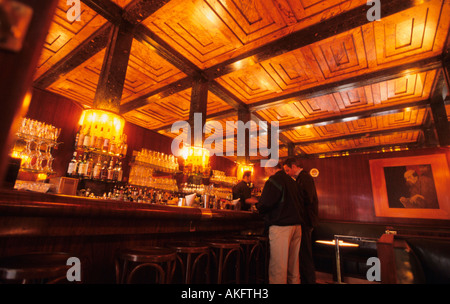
[232,170,258,211]
[256,163,306,284]
[284,158,319,284]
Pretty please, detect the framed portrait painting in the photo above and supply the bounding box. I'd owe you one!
[369,154,450,219]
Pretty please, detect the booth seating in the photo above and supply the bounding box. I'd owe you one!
[0,252,74,284]
[115,247,177,284]
[312,221,450,284]
[312,222,386,282]
[400,237,450,284]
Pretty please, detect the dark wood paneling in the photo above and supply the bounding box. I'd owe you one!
[296,147,450,227]
[25,88,84,177]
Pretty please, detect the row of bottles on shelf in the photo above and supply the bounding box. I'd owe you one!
[179,183,233,200]
[88,183,232,209]
[66,151,123,182]
[133,148,179,173]
[75,126,127,157]
[85,184,177,204]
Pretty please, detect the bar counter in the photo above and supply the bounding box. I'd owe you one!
[0,189,265,283]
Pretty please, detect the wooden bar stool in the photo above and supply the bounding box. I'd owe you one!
[166,241,210,284]
[115,247,177,284]
[0,252,73,284]
[206,239,241,284]
[228,236,264,283]
[253,235,269,283]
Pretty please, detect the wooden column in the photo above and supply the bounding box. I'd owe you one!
[93,22,134,113]
[377,234,397,284]
[0,0,59,187]
[287,143,295,157]
[430,70,450,147]
[237,106,251,164]
[188,77,209,146]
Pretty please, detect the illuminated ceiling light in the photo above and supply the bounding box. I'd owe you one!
[181,145,211,177]
[236,162,254,181]
[78,108,126,151]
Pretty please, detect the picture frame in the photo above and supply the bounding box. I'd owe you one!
[369,154,450,220]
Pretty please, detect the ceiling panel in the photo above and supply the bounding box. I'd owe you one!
[282,108,428,144]
[142,0,368,69]
[256,70,437,127]
[215,1,449,104]
[34,0,107,80]
[299,130,421,154]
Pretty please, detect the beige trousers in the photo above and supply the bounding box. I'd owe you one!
[268,225,302,284]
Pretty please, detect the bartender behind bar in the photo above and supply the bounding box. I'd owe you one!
[232,171,258,211]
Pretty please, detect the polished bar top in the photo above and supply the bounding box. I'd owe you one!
[0,188,261,222]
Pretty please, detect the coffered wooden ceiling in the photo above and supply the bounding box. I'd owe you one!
[33,0,450,161]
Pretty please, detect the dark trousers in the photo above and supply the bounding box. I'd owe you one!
[300,227,316,284]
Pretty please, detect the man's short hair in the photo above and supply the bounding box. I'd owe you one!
[243,171,252,179]
[284,157,301,168]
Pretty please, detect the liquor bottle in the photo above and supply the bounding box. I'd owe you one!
[67,152,78,177]
[77,153,87,177]
[74,126,81,149]
[102,136,110,152]
[77,127,85,149]
[85,154,94,179]
[82,126,91,148]
[107,160,114,181]
[121,134,127,157]
[112,161,119,181]
[89,125,97,148]
[116,162,123,182]
[92,156,102,180]
[109,136,116,155]
[100,161,108,181]
[95,127,104,150]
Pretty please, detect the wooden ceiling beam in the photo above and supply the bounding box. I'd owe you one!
[134,25,202,77]
[122,0,171,25]
[119,77,192,114]
[251,112,294,147]
[277,143,420,160]
[94,22,134,113]
[288,125,424,148]
[279,99,430,132]
[249,56,442,112]
[81,0,123,24]
[204,0,420,80]
[209,81,248,111]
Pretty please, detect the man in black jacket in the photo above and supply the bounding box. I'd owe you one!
[256,163,306,284]
[284,158,319,284]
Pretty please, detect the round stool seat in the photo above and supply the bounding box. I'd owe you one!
[167,241,210,254]
[207,239,241,249]
[117,247,177,263]
[0,252,73,283]
[229,236,260,245]
[115,247,177,284]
